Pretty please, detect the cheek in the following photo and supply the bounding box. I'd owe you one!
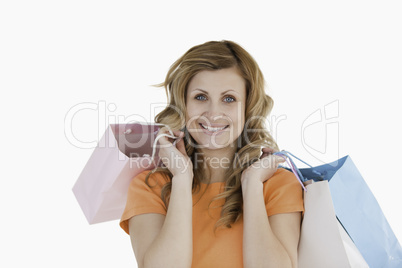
[231,104,246,124]
[185,102,202,120]
[185,109,199,128]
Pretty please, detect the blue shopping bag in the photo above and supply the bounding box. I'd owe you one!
[275,152,402,268]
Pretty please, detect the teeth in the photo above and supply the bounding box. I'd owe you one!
[201,123,227,132]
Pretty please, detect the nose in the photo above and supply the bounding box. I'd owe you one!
[205,101,226,123]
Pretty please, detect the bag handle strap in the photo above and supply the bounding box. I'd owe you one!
[273,150,323,192]
[149,125,181,165]
[142,127,321,191]
[122,123,181,166]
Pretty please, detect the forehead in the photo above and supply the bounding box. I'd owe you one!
[187,67,246,96]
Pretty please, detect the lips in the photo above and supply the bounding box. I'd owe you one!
[199,123,229,132]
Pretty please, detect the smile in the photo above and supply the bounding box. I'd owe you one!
[199,123,229,132]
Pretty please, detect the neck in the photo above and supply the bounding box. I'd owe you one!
[195,144,238,183]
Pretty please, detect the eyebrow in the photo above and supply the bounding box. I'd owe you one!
[191,88,239,96]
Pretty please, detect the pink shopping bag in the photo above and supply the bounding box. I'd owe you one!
[72,123,164,224]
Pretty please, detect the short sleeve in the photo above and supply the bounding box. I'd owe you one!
[263,168,304,216]
[119,170,169,234]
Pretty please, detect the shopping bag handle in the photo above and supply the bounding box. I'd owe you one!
[122,123,181,166]
[149,124,182,165]
[273,151,323,192]
[147,130,321,192]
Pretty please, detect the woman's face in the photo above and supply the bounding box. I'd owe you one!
[185,67,246,150]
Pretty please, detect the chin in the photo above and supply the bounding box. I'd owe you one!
[191,135,239,150]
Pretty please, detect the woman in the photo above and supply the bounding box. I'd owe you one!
[120,40,304,268]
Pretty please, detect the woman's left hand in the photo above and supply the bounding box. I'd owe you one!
[240,147,286,185]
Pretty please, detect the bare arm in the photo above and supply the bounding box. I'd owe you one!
[129,174,193,268]
[242,179,301,268]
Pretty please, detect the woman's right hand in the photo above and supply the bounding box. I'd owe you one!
[156,126,193,178]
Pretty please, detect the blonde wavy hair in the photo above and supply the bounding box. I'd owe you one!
[145,40,279,232]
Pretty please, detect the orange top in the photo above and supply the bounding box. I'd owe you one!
[120,168,304,267]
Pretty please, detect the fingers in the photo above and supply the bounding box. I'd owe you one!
[261,147,277,154]
[259,153,286,168]
[260,147,277,159]
[156,127,189,160]
[260,152,269,159]
[274,154,286,163]
[156,127,182,146]
[174,132,187,156]
[154,127,191,176]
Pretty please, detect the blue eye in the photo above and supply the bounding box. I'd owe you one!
[195,94,207,101]
[224,96,236,103]
[194,94,236,103]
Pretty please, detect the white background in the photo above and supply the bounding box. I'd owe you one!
[1,0,401,267]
